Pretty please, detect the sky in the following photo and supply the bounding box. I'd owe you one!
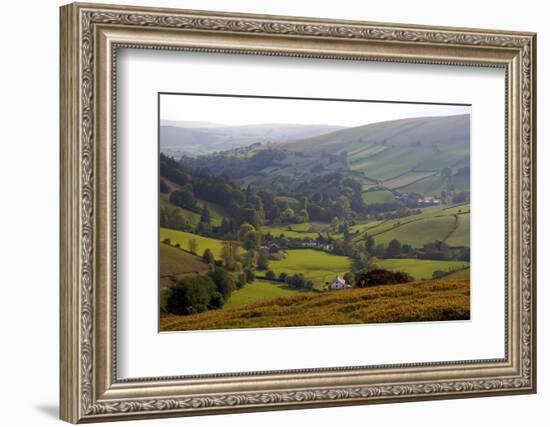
[160,93,470,128]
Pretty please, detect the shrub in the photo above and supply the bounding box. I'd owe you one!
[202,248,215,264]
[208,267,236,299]
[162,238,171,245]
[166,276,217,315]
[355,269,413,288]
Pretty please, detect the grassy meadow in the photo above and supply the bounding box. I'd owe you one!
[225,279,314,308]
[159,243,210,288]
[268,249,352,290]
[160,228,243,260]
[378,258,469,280]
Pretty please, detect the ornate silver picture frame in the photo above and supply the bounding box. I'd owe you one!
[60,2,536,423]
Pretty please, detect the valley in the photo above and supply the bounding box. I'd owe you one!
[158,112,471,330]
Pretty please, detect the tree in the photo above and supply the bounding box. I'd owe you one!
[364,234,375,255]
[423,240,452,260]
[265,270,276,280]
[281,207,296,223]
[208,267,236,299]
[402,244,414,256]
[170,189,198,212]
[160,205,190,231]
[200,204,211,224]
[286,273,306,289]
[343,272,354,285]
[202,248,214,264]
[355,269,413,288]
[373,243,386,258]
[244,268,255,283]
[278,272,288,282]
[330,216,340,231]
[257,249,269,271]
[386,239,402,258]
[220,240,240,269]
[238,223,255,240]
[188,238,198,255]
[166,276,217,315]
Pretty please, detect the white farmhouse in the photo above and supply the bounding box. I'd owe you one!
[328,275,352,290]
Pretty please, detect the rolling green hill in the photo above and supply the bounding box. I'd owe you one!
[160,193,227,228]
[269,249,352,290]
[159,243,210,288]
[160,228,243,259]
[351,203,470,248]
[225,279,314,308]
[372,215,457,248]
[378,258,469,280]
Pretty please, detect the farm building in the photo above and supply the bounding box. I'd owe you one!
[268,243,281,254]
[328,276,352,290]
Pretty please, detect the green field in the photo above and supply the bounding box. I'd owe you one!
[443,267,470,279]
[352,203,470,248]
[160,228,242,259]
[159,243,210,284]
[269,249,352,290]
[379,258,469,280]
[445,214,470,247]
[402,174,470,195]
[383,171,437,189]
[261,222,319,239]
[362,189,395,204]
[372,215,457,248]
[225,279,313,308]
[160,193,227,227]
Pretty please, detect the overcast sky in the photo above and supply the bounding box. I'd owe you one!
[160,93,470,128]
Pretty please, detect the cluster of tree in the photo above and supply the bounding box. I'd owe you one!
[354,269,413,287]
[181,148,287,181]
[422,240,469,261]
[346,234,470,262]
[264,271,315,290]
[165,267,236,315]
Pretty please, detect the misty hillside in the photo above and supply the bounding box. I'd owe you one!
[160,122,347,157]
[278,114,470,153]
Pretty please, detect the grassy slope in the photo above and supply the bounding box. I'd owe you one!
[160,193,227,227]
[372,215,457,248]
[350,203,470,248]
[160,279,470,331]
[362,190,395,204]
[445,214,470,247]
[443,267,470,280]
[225,279,314,308]
[401,174,470,195]
[269,249,352,289]
[383,171,437,189]
[160,228,242,259]
[261,222,319,239]
[160,244,210,276]
[379,258,470,280]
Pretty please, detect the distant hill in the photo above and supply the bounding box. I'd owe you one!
[160,122,347,157]
[279,114,470,153]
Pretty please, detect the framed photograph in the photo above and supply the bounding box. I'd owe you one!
[60,2,537,423]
